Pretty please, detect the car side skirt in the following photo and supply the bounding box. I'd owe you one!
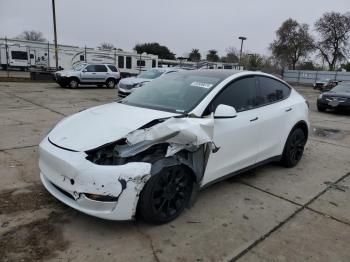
[200,155,282,189]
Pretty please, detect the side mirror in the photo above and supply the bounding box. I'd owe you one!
[82,69,87,72]
[214,104,237,119]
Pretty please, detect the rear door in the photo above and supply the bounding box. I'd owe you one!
[255,76,293,162]
[94,64,108,82]
[202,76,262,185]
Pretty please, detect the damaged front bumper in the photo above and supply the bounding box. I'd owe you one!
[39,137,151,220]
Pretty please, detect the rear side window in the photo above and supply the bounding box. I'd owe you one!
[95,65,107,72]
[210,77,257,112]
[11,51,28,60]
[258,77,291,105]
[126,57,132,69]
[118,56,124,68]
[107,65,118,72]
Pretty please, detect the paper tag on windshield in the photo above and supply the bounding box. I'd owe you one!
[190,82,213,89]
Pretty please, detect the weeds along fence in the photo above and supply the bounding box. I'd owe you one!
[282,70,350,85]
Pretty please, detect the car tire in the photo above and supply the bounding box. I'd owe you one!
[58,83,67,88]
[138,165,193,224]
[281,128,306,168]
[317,104,326,112]
[68,78,79,89]
[106,78,115,88]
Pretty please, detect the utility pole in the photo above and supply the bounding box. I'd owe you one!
[238,36,247,68]
[52,0,59,70]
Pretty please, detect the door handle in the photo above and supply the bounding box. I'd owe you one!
[250,117,258,122]
[285,108,292,112]
[92,72,96,74]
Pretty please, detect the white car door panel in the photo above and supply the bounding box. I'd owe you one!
[202,110,261,186]
[201,76,261,186]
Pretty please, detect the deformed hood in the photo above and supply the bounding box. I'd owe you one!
[48,102,178,151]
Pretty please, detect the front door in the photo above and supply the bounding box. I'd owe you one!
[202,76,262,186]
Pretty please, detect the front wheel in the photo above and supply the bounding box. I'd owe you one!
[68,78,79,89]
[138,165,193,224]
[281,128,306,168]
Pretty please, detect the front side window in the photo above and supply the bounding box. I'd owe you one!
[85,65,96,72]
[210,77,258,113]
[257,77,291,105]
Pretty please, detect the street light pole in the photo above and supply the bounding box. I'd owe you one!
[52,0,59,70]
[238,36,247,67]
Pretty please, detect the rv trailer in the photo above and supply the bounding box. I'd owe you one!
[0,38,159,76]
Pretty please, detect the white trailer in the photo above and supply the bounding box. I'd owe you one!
[0,38,159,76]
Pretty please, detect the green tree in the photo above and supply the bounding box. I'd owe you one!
[206,49,219,62]
[16,30,46,42]
[315,12,350,71]
[270,19,314,70]
[188,49,201,62]
[134,42,175,60]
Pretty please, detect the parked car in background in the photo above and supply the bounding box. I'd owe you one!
[54,63,121,88]
[317,82,350,112]
[39,70,309,224]
[313,79,339,92]
[117,67,182,97]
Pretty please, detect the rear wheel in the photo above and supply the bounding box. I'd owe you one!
[106,78,115,88]
[68,78,79,89]
[138,165,193,224]
[281,128,306,168]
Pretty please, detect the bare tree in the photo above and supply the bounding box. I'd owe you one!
[221,47,239,63]
[315,12,350,71]
[16,30,46,42]
[98,42,115,50]
[270,19,314,70]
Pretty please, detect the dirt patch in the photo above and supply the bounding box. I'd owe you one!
[312,127,346,140]
[0,211,70,261]
[0,185,60,215]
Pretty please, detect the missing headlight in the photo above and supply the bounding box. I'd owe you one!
[86,141,168,166]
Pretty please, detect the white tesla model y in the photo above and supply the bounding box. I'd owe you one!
[39,70,309,224]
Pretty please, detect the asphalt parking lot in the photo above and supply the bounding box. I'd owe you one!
[0,81,350,262]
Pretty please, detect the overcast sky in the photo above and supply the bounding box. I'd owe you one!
[0,0,349,57]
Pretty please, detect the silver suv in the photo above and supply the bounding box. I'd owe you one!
[54,63,121,88]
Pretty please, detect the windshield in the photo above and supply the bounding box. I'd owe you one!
[137,69,164,79]
[72,63,86,71]
[122,71,224,113]
[331,83,350,93]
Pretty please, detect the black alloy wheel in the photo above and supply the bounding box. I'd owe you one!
[138,165,193,224]
[281,128,306,168]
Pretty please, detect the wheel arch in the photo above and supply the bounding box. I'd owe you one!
[68,76,80,83]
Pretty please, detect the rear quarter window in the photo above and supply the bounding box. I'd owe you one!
[107,65,118,72]
[258,76,291,105]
